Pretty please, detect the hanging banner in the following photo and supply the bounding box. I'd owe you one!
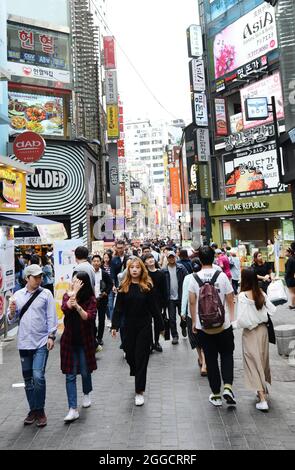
[107,104,119,139]
[196,128,210,162]
[108,142,120,210]
[193,93,208,127]
[105,70,118,105]
[103,36,116,69]
[189,59,206,92]
[215,98,228,136]
[169,167,181,212]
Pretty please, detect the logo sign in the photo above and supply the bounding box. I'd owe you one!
[225,123,275,152]
[237,56,268,80]
[26,169,68,190]
[189,59,205,92]
[213,3,277,80]
[187,25,203,58]
[193,93,208,127]
[105,70,118,105]
[107,105,119,139]
[245,97,269,121]
[196,128,210,162]
[13,131,46,163]
[103,36,116,69]
[216,79,225,93]
[215,98,228,136]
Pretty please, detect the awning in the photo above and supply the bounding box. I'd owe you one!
[0,214,59,225]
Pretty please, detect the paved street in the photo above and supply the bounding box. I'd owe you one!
[1,305,295,451]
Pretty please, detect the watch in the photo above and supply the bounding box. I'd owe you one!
[48,334,56,341]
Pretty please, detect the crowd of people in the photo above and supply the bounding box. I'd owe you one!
[5,237,295,426]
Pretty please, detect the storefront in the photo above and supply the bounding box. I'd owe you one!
[209,193,294,269]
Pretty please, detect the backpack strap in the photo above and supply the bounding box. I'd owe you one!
[210,270,221,286]
[19,288,43,321]
[193,273,204,288]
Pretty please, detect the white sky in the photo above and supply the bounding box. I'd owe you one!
[107,0,199,124]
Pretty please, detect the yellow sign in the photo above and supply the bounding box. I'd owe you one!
[107,105,119,139]
[0,169,26,212]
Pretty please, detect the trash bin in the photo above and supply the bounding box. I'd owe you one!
[274,325,295,356]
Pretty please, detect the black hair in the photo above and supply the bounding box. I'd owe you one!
[30,254,40,265]
[143,253,154,262]
[240,268,264,310]
[92,254,102,262]
[103,252,112,264]
[74,246,89,260]
[142,245,151,252]
[73,271,93,304]
[191,257,201,273]
[179,249,189,259]
[198,246,215,266]
[115,240,125,246]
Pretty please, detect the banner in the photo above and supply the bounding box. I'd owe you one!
[169,167,181,212]
[196,128,210,162]
[105,70,118,105]
[215,98,228,136]
[199,164,211,199]
[53,239,83,320]
[108,142,120,210]
[0,226,15,293]
[103,36,116,69]
[107,105,119,139]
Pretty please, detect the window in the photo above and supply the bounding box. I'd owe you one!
[152,148,163,153]
[153,170,164,175]
[140,141,150,146]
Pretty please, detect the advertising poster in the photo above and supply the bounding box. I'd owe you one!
[213,3,277,79]
[0,227,15,293]
[53,239,83,320]
[230,113,244,134]
[0,168,26,212]
[215,98,228,136]
[240,71,284,129]
[107,104,119,139]
[91,241,105,256]
[8,90,64,136]
[223,141,287,197]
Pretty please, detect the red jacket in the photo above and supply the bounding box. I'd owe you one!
[60,293,97,374]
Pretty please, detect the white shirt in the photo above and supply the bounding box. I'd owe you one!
[188,267,233,331]
[94,269,102,298]
[234,291,276,331]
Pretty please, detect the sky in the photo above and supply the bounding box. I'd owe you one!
[107,0,199,124]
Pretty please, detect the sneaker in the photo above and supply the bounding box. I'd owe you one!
[24,410,37,425]
[209,394,222,407]
[96,344,103,352]
[82,394,91,408]
[223,387,236,405]
[64,408,80,422]
[180,319,187,338]
[35,411,47,427]
[154,342,163,352]
[135,394,144,406]
[256,400,269,412]
[172,337,179,345]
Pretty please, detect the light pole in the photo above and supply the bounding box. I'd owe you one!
[178,215,183,246]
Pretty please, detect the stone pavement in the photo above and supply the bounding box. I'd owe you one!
[0,305,295,451]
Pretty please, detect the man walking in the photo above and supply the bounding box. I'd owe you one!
[74,246,95,292]
[162,251,188,344]
[7,264,58,426]
[189,246,235,407]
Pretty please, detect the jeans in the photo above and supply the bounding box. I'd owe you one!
[107,291,115,320]
[167,300,181,339]
[19,345,49,412]
[66,347,93,409]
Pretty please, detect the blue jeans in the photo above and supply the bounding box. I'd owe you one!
[107,291,115,320]
[66,347,92,409]
[19,345,49,412]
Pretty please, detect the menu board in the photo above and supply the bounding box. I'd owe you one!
[8,90,64,136]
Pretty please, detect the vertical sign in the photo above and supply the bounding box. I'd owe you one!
[108,142,120,210]
[199,164,211,199]
[193,93,208,126]
[189,59,206,92]
[169,167,181,212]
[187,25,203,58]
[107,105,119,139]
[215,98,228,136]
[103,36,116,69]
[105,70,118,105]
[196,128,210,162]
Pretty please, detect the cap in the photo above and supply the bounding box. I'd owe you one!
[24,264,43,277]
[215,249,222,254]
[167,251,176,257]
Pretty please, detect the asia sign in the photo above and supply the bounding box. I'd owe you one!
[215,98,228,136]
[189,59,206,92]
[8,90,64,136]
[240,71,284,129]
[193,93,208,127]
[7,22,71,85]
[105,70,118,105]
[103,36,116,69]
[223,141,287,198]
[213,3,277,80]
[107,105,119,139]
[0,168,26,212]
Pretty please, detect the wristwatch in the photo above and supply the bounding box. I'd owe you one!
[48,334,56,341]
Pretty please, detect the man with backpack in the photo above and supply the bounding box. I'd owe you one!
[189,246,235,407]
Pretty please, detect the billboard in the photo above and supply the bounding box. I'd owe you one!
[240,71,284,129]
[213,3,277,80]
[7,22,71,85]
[223,141,287,198]
[8,90,64,136]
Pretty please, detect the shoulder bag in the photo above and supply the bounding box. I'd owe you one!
[19,288,43,321]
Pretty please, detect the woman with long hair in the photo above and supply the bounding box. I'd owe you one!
[252,251,272,293]
[60,272,97,422]
[236,268,276,412]
[111,257,163,406]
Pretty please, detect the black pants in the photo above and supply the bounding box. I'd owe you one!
[167,300,181,339]
[198,327,235,395]
[95,300,108,344]
[124,321,152,393]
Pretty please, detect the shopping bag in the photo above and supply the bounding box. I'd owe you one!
[266,314,276,344]
[267,280,288,306]
[162,309,170,341]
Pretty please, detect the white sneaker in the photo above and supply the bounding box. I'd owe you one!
[82,394,91,408]
[256,400,269,412]
[209,394,222,407]
[135,394,144,406]
[64,408,79,422]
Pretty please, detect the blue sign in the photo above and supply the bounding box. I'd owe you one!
[209,0,238,22]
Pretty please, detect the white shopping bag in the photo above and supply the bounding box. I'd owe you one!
[267,280,288,306]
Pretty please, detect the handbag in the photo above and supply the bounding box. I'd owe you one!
[266,314,276,345]
[162,309,170,341]
[267,280,288,306]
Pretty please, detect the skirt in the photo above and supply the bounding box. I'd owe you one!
[186,316,202,350]
[242,324,271,393]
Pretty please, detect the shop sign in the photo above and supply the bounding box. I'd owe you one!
[215,98,228,136]
[107,105,119,139]
[26,169,67,190]
[196,128,210,162]
[199,164,211,199]
[240,71,284,129]
[187,25,203,58]
[105,70,118,105]
[193,93,208,127]
[0,169,26,212]
[8,90,64,136]
[15,237,42,245]
[230,113,244,134]
[245,97,269,121]
[13,131,46,163]
[224,141,288,198]
[224,201,269,212]
[108,143,120,210]
[213,2,277,80]
[237,56,268,80]
[0,227,15,293]
[216,79,225,93]
[225,123,275,152]
[169,167,181,212]
[189,59,206,92]
[7,22,71,85]
[103,36,116,69]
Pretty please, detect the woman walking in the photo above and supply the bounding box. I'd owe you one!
[111,257,163,406]
[235,268,276,412]
[61,272,97,422]
[252,251,272,293]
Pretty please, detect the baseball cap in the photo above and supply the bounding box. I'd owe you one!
[24,264,43,277]
[215,249,222,254]
[167,251,176,257]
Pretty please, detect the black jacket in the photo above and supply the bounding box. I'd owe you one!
[178,259,193,274]
[162,264,188,303]
[110,256,128,286]
[96,269,113,304]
